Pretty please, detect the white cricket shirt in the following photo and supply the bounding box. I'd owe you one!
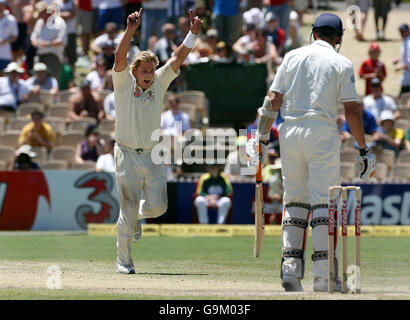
[113,61,180,149]
[270,40,357,124]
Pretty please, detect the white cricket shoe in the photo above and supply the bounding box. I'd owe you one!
[281,275,304,292]
[313,276,342,292]
[116,259,135,274]
[132,221,142,242]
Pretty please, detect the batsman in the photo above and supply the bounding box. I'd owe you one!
[113,9,202,274]
[247,13,376,291]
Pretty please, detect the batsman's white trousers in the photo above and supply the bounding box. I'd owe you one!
[194,196,232,224]
[279,118,341,280]
[114,143,168,266]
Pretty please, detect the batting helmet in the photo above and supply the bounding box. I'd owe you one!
[312,13,344,35]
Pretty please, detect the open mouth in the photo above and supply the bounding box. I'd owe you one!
[143,80,151,86]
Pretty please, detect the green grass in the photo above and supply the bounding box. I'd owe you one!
[0,234,409,299]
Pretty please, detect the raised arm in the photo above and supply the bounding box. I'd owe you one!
[169,10,203,72]
[114,8,142,72]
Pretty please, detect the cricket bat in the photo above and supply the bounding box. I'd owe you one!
[254,143,264,258]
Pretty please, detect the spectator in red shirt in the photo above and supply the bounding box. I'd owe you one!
[359,42,387,96]
[264,12,286,56]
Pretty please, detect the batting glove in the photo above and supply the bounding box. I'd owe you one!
[246,137,268,167]
[355,148,377,181]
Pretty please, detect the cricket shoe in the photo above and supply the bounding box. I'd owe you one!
[313,276,342,292]
[281,275,304,292]
[132,221,142,242]
[116,259,135,274]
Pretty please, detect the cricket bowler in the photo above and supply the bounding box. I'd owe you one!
[247,13,376,291]
[113,8,203,274]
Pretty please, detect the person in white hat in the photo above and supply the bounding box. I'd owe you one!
[0,62,31,112]
[373,110,405,156]
[26,62,59,96]
[12,144,41,171]
[0,0,18,71]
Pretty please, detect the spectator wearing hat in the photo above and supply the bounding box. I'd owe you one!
[67,79,104,124]
[0,62,31,112]
[363,78,399,123]
[205,28,219,54]
[394,23,410,97]
[211,41,234,63]
[30,1,67,82]
[26,62,59,96]
[12,144,41,171]
[359,42,387,96]
[90,22,121,55]
[262,0,291,34]
[194,163,233,224]
[0,0,18,71]
[224,135,252,181]
[211,0,240,46]
[373,110,405,156]
[18,110,55,154]
[55,0,78,70]
[75,124,105,163]
[264,11,286,57]
[85,58,107,91]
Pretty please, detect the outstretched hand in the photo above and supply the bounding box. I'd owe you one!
[189,9,203,35]
[127,8,143,30]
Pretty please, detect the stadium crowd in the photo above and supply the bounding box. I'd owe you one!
[0,0,409,197]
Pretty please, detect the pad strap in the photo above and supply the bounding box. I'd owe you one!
[312,250,328,261]
[285,202,311,210]
[282,218,308,229]
[311,204,328,210]
[310,217,329,228]
[282,248,304,259]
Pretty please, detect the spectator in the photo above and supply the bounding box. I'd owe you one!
[224,135,252,181]
[104,91,115,120]
[211,41,234,63]
[176,16,190,45]
[90,22,120,55]
[85,58,107,91]
[247,28,281,65]
[0,62,30,112]
[373,110,405,156]
[373,0,391,40]
[140,0,168,50]
[341,101,379,145]
[359,42,387,96]
[147,35,158,52]
[194,163,233,224]
[264,12,286,57]
[352,0,369,41]
[242,7,264,28]
[363,78,399,122]
[406,125,410,151]
[26,62,59,96]
[21,0,38,72]
[67,79,104,124]
[13,144,41,171]
[101,70,113,92]
[75,124,105,163]
[284,10,303,54]
[262,0,290,34]
[17,110,55,154]
[0,0,18,71]
[212,0,240,45]
[205,28,219,54]
[154,23,178,67]
[96,138,115,172]
[30,1,67,82]
[9,0,31,62]
[76,0,93,58]
[394,23,410,97]
[56,0,77,70]
[161,93,191,135]
[94,40,116,69]
[233,23,257,62]
[262,152,283,224]
[96,0,123,33]
[59,62,76,90]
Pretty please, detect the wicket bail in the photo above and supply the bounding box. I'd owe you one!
[328,186,361,294]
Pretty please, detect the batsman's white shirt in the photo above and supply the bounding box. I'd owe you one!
[113,61,180,149]
[271,40,357,125]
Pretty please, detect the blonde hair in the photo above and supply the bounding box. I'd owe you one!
[131,51,159,70]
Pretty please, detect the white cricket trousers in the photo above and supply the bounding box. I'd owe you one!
[194,196,232,224]
[279,118,341,280]
[114,143,168,266]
